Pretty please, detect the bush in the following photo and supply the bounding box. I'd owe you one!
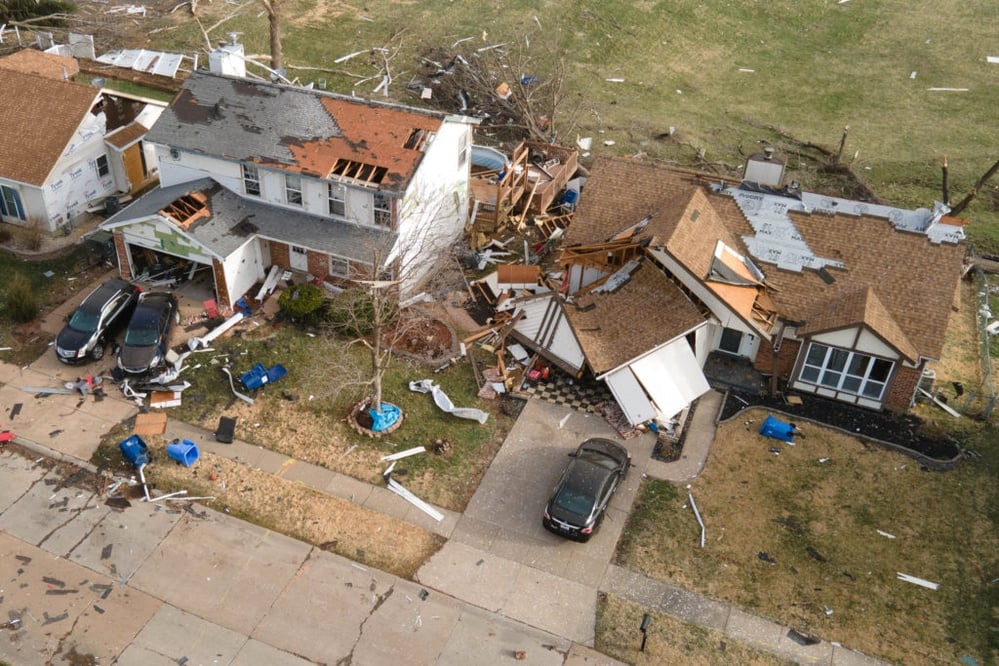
[5,272,38,323]
[278,283,325,321]
[323,288,376,337]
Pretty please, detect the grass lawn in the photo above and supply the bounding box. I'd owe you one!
[99,321,515,512]
[0,245,108,365]
[125,0,999,253]
[614,280,998,664]
[596,594,794,665]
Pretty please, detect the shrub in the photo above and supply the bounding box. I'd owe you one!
[5,272,38,323]
[278,282,325,321]
[323,287,375,337]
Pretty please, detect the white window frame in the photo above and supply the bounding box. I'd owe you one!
[328,182,346,218]
[242,164,261,197]
[372,192,392,227]
[329,256,350,278]
[0,184,25,220]
[285,174,303,206]
[96,154,110,178]
[798,342,893,401]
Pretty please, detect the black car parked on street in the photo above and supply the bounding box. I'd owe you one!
[543,438,631,542]
[117,292,179,374]
[55,278,140,364]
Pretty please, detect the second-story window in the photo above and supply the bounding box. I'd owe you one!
[242,164,261,197]
[96,154,110,177]
[373,192,391,227]
[286,174,303,206]
[328,182,345,218]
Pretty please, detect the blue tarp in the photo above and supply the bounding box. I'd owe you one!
[370,403,402,432]
[760,415,797,443]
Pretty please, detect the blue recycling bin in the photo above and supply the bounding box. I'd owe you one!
[166,439,200,467]
[241,363,287,390]
[760,415,797,443]
[119,435,149,468]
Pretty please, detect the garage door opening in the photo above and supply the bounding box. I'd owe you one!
[128,244,212,288]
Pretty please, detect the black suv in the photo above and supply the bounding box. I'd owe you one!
[55,278,140,364]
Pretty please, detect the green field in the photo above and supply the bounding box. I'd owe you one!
[140,0,999,251]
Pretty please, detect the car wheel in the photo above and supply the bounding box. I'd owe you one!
[90,342,105,361]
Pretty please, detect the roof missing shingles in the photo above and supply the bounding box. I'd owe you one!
[146,71,448,193]
[158,191,210,229]
[330,159,388,186]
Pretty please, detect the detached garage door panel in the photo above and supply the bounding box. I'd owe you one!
[604,367,656,425]
[630,340,711,419]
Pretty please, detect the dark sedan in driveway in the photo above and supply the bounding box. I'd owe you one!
[118,292,178,374]
[55,278,140,364]
[543,438,631,542]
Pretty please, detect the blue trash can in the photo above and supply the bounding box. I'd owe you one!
[241,363,268,390]
[166,439,200,467]
[119,435,149,468]
[759,415,797,443]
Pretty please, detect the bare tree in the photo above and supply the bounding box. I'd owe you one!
[323,180,466,421]
[416,20,582,145]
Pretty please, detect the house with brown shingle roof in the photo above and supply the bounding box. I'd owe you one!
[101,69,478,307]
[558,154,966,418]
[0,49,165,233]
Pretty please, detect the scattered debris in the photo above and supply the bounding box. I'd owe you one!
[877,529,897,539]
[688,492,706,548]
[133,411,168,435]
[806,546,827,563]
[758,551,776,564]
[787,629,821,646]
[383,471,444,522]
[897,572,939,590]
[221,367,254,404]
[380,446,426,462]
[408,379,489,423]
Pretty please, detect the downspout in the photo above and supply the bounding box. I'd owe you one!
[770,320,786,397]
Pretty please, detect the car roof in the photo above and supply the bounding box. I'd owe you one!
[80,279,134,311]
[563,455,616,496]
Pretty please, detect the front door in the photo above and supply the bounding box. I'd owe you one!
[718,327,743,355]
[290,245,309,271]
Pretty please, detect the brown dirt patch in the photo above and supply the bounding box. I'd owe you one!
[144,447,443,578]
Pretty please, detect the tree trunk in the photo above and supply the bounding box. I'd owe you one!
[265,0,283,72]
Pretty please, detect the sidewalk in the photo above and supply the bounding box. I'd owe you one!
[0,336,884,664]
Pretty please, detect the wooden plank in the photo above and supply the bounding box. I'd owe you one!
[133,411,168,435]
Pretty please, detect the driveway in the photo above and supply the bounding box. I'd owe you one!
[416,399,656,645]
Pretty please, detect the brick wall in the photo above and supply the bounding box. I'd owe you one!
[753,338,802,379]
[306,250,327,280]
[212,258,231,308]
[270,243,290,269]
[113,233,131,279]
[886,364,922,411]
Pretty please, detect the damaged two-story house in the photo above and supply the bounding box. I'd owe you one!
[510,153,966,425]
[0,48,164,233]
[101,66,478,308]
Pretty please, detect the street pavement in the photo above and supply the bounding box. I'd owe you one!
[0,274,883,664]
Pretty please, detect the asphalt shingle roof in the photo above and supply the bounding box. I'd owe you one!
[104,178,395,262]
[146,71,446,193]
[0,68,100,186]
[568,157,966,362]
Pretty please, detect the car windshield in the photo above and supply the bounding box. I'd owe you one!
[124,309,160,346]
[553,463,603,519]
[577,448,620,470]
[67,309,99,333]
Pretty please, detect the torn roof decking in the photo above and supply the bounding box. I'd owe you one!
[147,71,446,193]
[569,156,966,363]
